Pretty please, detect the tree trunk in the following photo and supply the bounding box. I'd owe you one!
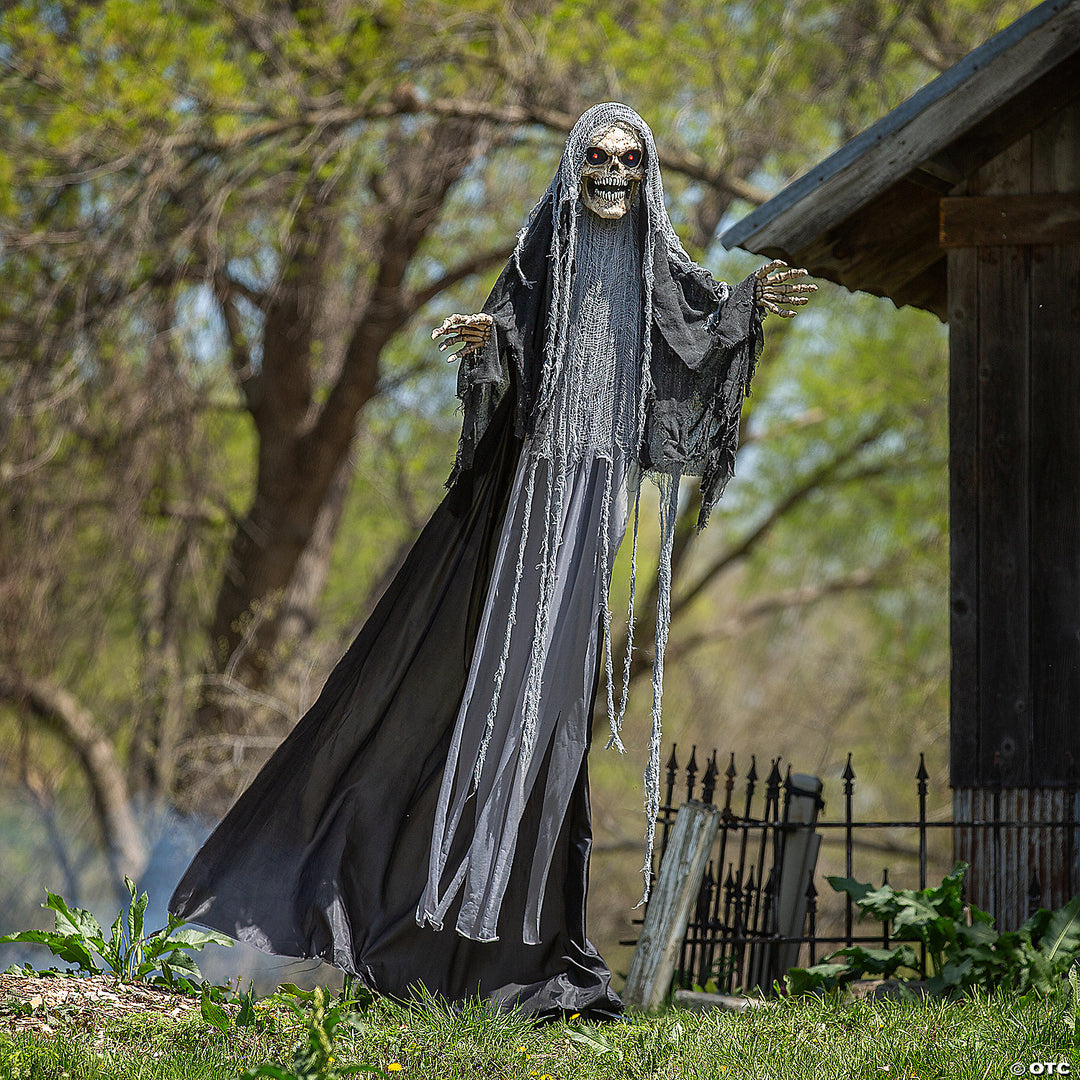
[0,670,148,891]
[198,117,492,738]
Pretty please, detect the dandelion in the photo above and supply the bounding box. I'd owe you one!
[517,1046,527,1053]
[388,1064,403,1072]
[569,1013,580,1019]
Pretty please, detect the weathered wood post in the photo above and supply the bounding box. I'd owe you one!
[623,801,719,1011]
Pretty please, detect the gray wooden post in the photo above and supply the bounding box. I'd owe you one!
[622,802,719,1012]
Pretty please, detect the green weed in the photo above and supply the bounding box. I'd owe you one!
[1,877,232,991]
[787,862,1080,996]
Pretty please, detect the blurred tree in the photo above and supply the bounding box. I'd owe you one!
[0,0,1030,892]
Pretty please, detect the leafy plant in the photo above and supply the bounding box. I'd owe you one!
[0,878,232,991]
[199,981,261,1032]
[787,863,1080,996]
[1063,962,1080,1051]
[243,986,385,1079]
[564,1022,623,1061]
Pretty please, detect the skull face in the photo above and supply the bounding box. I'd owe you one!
[580,122,645,220]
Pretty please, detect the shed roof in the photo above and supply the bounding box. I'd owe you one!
[718,0,1080,318]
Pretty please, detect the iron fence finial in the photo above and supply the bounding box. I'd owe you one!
[842,753,855,791]
[686,745,698,803]
[916,752,929,791]
[702,752,718,805]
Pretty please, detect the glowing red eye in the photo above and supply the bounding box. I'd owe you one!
[586,147,609,166]
[620,149,642,168]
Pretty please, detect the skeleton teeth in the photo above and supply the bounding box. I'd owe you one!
[586,178,630,195]
[582,176,636,214]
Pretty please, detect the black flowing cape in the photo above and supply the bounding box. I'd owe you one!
[169,204,761,1020]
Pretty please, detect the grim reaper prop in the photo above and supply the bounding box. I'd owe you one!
[170,103,814,1019]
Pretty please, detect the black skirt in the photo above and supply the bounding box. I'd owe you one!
[169,400,622,1020]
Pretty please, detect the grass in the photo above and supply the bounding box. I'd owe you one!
[1,988,1078,1080]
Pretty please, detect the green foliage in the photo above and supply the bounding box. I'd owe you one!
[1064,960,1080,1051]
[0,878,232,990]
[243,986,385,1080]
[787,863,1080,996]
[564,1021,623,1060]
[199,984,233,1033]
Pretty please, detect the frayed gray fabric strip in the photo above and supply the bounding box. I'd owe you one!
[609,475,642,750]
[472,453,539,788]
[638,470,681,905]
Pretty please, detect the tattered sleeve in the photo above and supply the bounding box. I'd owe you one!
[447,216,552,488]
[646,256,764,528]
[447,282,513,487]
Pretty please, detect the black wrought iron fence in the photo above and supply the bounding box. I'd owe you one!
[626,745,1080,995]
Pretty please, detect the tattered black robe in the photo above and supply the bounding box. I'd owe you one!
[169,187,762,1020]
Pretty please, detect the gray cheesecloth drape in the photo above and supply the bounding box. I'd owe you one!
[170,103,763,1019]
[417,203,643,945]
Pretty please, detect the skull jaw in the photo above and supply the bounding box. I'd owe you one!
[581,176,639,220]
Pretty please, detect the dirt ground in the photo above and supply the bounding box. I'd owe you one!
[0,972,198,1038]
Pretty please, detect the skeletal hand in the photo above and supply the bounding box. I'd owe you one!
[753,260,817,318]
[431,312,494,360]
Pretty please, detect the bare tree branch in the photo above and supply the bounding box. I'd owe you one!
[407,244,515,312]
[211,272,261,408]
[0,669,147,889]
[668,566,887,661]
[608,426,896,694]
[677,428,891,614]
[17,91,769,208]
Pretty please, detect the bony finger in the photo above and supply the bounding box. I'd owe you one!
[449,343,482,361]
[435,314,463,337]
[755,258,787,279]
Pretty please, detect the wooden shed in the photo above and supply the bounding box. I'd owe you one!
[720,0,1080,926]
